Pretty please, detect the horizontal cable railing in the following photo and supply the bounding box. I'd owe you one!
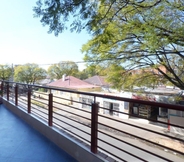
[1,80,184,162]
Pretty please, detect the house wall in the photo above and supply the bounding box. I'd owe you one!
[33,91,77,105]
[168,107,184,135]
[169,109,184,118]
[34,87,101,107]
[79,93,130,119]
[170,115,184,135]
[77,87,102,92]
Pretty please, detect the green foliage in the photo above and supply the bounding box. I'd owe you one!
[82,0,184,90]
[77,63,109,79]
[33,0,98,35]
[47,61,79,79]
[14,63,47,84]
[77,70,89,80]
[34,0,184,90]
[38,88,47,92]
[105,64,125,91]
[32,100,46,108]
[0,64,13,80]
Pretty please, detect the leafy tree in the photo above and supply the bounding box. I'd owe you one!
[33,0,98,35]
[14,63,47,84]
[77,63,109,80]
[77,70,89,80]
[0,64,13,80]
[104,64,125,91]
[47,61,79,79]
[77,65,99,80]
[84,64,99,77]
[34,0,184,90]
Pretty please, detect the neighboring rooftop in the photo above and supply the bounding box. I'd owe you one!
[37,78,54,85]
[47,75,100,90]
[84,75,110,87]
[142,86,181,95]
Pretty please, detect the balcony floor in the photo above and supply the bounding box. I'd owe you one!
[0,104,77,162]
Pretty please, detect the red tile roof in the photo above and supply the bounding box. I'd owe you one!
[47,76,99,89]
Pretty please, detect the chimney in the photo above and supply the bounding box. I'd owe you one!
[62,74,66,81]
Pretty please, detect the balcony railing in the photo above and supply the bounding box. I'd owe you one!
[1,81,184,162]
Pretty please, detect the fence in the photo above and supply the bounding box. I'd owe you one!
[1,81,184,162]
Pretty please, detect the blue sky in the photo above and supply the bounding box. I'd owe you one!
[0,0,91,70]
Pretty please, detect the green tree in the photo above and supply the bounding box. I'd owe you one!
[0,64,13,80]
[14,63,47,84]
[77,63,109,80]
[77,65,99,80]
[47,61,79,79]
[105,64,125,91]
[33,0,98,35]
[34,0,184,90]
[77,70,89,80]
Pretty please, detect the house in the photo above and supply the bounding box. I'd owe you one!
[41,75,101,105]
[84,75,109,87]
[79,91,132,119]
[36,78,54,86]
[129,88,178,120]
[36,75,55,86]
[128,87,184,135]
[129,94,159,120]
[47,75,101,92]
[83,75,111,91]
[130,65,167,75]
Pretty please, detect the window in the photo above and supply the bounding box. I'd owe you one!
[133,107,138,115]
[124,102,129,110]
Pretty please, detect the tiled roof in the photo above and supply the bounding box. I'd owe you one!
[84,75,109,86]
[47,76,99,89]
[37,78,54,85]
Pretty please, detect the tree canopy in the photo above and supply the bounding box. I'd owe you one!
[34,0,184,90]
[0,64,13,81]
[47,61,79,79]
[14,63,47,84]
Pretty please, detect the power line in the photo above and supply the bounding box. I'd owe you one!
[15,58,122,67]
[3,57,124,69]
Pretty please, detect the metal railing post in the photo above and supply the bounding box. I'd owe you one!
[15,84,18,106]
[7,83,9,101]
[27,88,31,113]
[91,102,99,153]
[48,93,53,126]
[1,81,3,97]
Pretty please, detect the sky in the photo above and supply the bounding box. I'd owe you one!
[0,0,91,70]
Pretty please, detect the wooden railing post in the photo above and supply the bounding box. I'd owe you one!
[91,102,99,153]
[27,88,31,113]
[7,83,9,101]
[48,93,53,126]
[15,84,18,106]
